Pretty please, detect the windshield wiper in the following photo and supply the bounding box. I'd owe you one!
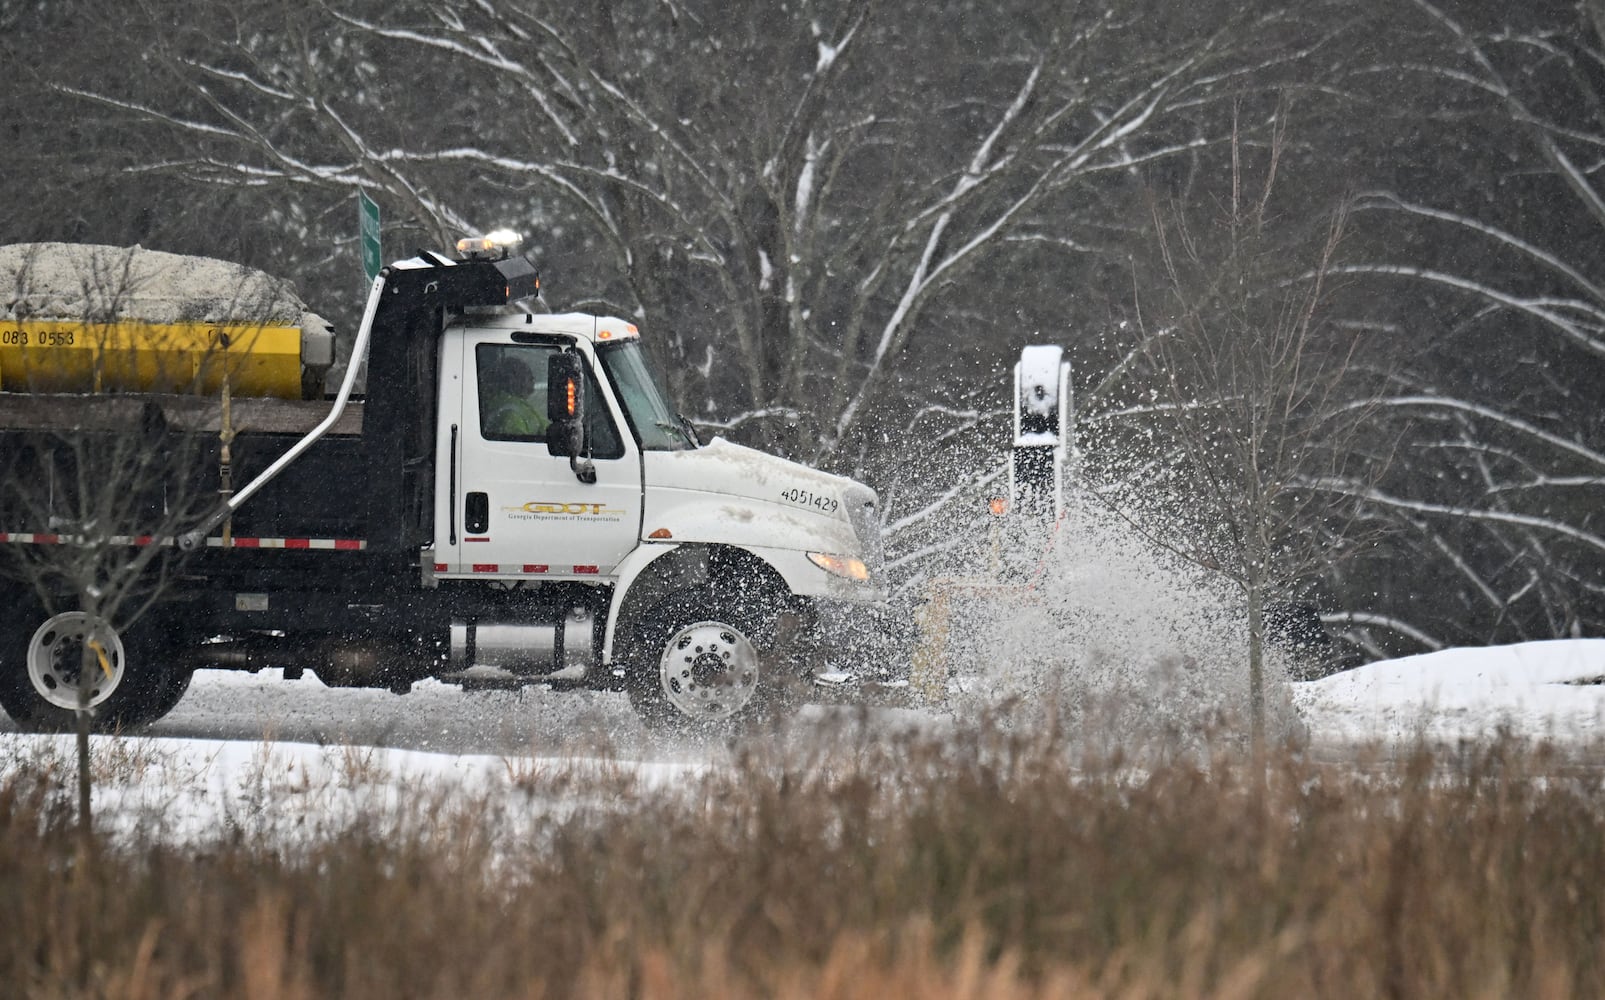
[654,419,696,448]
[677,414,701,447]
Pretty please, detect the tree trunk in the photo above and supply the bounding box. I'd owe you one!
[1246,580,1267,759]
[76,632,93,850]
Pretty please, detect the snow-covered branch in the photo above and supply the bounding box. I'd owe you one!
[1330,264,1605,359]
[1298,477,1605,555]
[1321,611,1445,652]
[1340,395,1605,470]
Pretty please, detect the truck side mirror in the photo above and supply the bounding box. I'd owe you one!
[546,351,596,483]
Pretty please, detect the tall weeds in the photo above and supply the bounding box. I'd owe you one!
[3,728,1602,998]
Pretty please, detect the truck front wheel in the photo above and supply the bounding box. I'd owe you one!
[0,605,179,732]
[624,588,795,733]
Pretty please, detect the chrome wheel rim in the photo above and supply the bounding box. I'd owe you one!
[658,620,760,722]
[26,612,125,711]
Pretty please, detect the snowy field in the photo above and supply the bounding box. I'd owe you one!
[3,638,1604,841]
[1291,637,1605,747]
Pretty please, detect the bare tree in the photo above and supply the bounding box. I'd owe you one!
[59,0,1340,462]
[1308,0,1605,652]
[1089,127,1385,750]
[0,405,205,715]
[0,381,204,835]
[0,243,296,831]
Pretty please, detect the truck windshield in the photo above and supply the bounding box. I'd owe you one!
[598,340,697,451]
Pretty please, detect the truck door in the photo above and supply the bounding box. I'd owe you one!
[439,331,641,579]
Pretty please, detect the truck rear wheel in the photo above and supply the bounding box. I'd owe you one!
[624,588,796,733]
[0,604,181,732]
[139,661,195,724]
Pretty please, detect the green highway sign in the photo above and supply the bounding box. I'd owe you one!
[358,190,381,282]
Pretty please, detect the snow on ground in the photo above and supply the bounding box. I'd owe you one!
[1,724,707,846]
[0,670,716,845]
[4,639,1605,842]
[1294,638,1605,747]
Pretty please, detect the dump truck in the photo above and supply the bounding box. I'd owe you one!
[0,240,885,732]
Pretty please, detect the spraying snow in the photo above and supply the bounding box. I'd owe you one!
[934,490,1302,754]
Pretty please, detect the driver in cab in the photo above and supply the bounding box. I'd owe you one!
[482,358,549,440]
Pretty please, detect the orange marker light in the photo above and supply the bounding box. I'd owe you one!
[988,497,1008,516]
[565,378,578,416]
[648,528,673,539]
[807,551,871,582]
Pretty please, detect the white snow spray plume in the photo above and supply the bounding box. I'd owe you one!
[922,489,1304,761]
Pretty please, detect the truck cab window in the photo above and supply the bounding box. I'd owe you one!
[475,343,624,458]
[598,340,696,451]
[478,345,548,442]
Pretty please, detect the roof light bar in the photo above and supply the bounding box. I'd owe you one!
[456,230,522,259]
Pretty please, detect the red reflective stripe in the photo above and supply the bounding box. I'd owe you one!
[523,564,548,573]
[464,537,490,543]
[471,563,498,573]
[573,565,599,575]
[433,563,449,572]
[2,531,364,550]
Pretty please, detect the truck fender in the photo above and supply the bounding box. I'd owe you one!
[602,541,801,663]
[602,543,685,663]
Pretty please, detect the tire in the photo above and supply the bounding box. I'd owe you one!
[131,661,194,726]
[623,587,799,733]
[0,602,181,733]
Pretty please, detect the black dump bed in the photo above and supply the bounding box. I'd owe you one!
[0,394,366,542]
[0,251,539,559]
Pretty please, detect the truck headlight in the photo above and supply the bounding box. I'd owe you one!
[808,552,870,582]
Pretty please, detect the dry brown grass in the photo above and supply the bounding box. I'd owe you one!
[3,727,1603,999]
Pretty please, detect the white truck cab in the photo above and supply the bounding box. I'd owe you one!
[430,306,885,726]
